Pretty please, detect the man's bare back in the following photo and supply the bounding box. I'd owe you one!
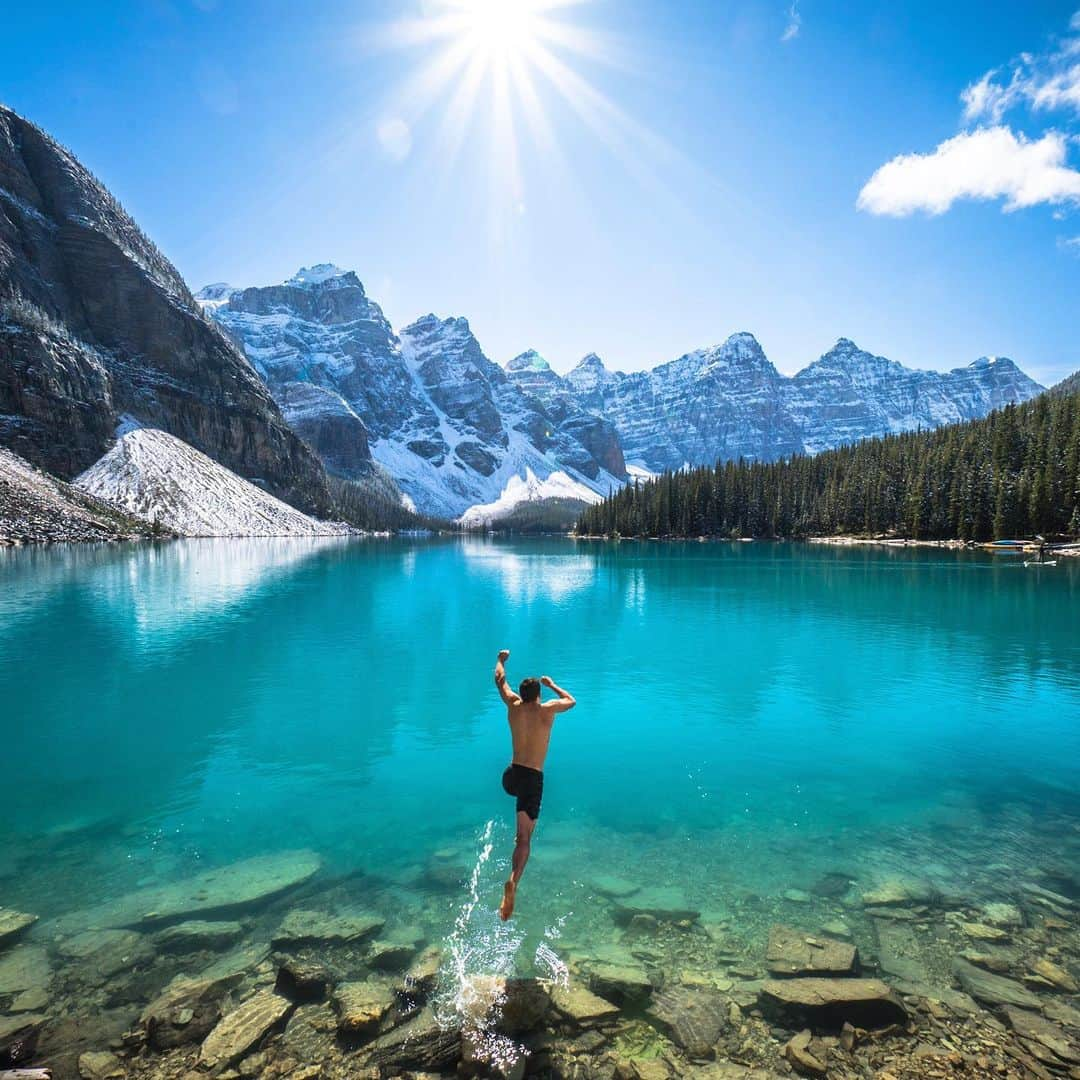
[493,649,575,920]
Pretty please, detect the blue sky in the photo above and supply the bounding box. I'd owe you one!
[2,1,1078,384]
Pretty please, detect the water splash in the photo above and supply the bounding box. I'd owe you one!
[432,820,527,1070]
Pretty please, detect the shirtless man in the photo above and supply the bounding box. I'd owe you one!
[493,648,576,920]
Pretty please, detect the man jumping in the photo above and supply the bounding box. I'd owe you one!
[493,648,576,920]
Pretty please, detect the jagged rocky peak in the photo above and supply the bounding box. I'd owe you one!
[702,331,773,370]
[287,263,359,289]
[507,349,552,373]
[803,338,904,377]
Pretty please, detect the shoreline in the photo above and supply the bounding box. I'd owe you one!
[572,533,1080,555]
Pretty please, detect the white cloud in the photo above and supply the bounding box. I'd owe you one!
[781,1,801,43]
[962,12,1080,122]
[857,126,1080,217]
[1061,234,1080,252]
[376,116,412,162]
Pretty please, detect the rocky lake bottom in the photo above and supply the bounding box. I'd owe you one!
[2,783,1079,1080]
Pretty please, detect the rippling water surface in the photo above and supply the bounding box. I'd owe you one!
[2,537,1078,995]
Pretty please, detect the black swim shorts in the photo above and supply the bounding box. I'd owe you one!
[501,763,544,820]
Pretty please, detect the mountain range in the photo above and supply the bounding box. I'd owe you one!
[0,105,1049,536]
[200,266,1043,520]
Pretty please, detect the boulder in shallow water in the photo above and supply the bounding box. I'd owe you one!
[366,929,422,971]
[1001,1005,1080,1064]
[0,908,37,948]
[140,972,243,1049]
[610,887,699,926]
[550,983,621,1028]
[55,850,322,931]
[860,877,937,907]
[1029,957,1079,992]
[645,985,727,1059]
[588,961,654,1005]
[363,1006,460,1071]
[498,978,552,1035]
[766,925,859,977]
[272,909,384,949]
[980,901,1024,928]
[78,1049,125,1079]
[275,956,333,1002]
[57,928,153,983]
[198,988,293,1070]
[332,979,396,1040]
[156,919,244,954]
[950,957,1041,1009]
[0,1012,45,1066]
[758,978,908,1031]
[784,1029,827,1075]
[0,944,51,996]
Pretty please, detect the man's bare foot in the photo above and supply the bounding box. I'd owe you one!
[499,878,517,921]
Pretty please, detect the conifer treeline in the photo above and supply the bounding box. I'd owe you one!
[577,387,1080,541]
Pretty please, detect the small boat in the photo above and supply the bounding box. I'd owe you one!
[1024,560,1057,567]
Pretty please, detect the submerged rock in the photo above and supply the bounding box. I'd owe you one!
[645,985,727,1059]
[363,1006,459,1071]
[765,925,858,977]
[860,877,936,907]
[784,1029,827,1075]
[77,1049,125,1079]
[550,983,621,1027]
[366,929,422,971]
[198,988,293,1070]
[275,956,333,1002]
[140,972,243,1050]
[0,1011,44,1066]
[0,908,37,948]
[758,978,908,1031]
[980,901,1024,928]
[57,928,153,982]
[610,887,699,926]
[55,850,322,931]
[1029,957,1078,992]
[950,957,1042,1009]
[332,979,396,1040]
[1001,1006,1079,1064]
[272,909,384,949]
[0,944,51,996]
[156,919,245,954]
[588,961,654,1005]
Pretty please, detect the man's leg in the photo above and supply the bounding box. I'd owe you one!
[499,811,535,921]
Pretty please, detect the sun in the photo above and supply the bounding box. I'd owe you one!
[454,0,544,62]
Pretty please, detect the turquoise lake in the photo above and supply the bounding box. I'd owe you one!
[2,537,1079,1001]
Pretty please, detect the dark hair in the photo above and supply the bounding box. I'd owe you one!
[519,677,541,703]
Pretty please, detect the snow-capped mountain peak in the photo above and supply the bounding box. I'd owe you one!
[286,264,358,289]
[506,349,552,374]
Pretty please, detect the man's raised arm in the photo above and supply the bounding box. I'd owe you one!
[494,649,520,706]
[540,675,576,713]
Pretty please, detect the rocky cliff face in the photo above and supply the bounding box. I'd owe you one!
[564,335,1044,472]
[0,106,330,515]
[203,271,627,518]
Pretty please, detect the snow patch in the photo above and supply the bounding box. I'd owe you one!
[458,469,602,527]
[76,428,350,538]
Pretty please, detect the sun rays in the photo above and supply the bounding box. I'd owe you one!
[374,0,671,222]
